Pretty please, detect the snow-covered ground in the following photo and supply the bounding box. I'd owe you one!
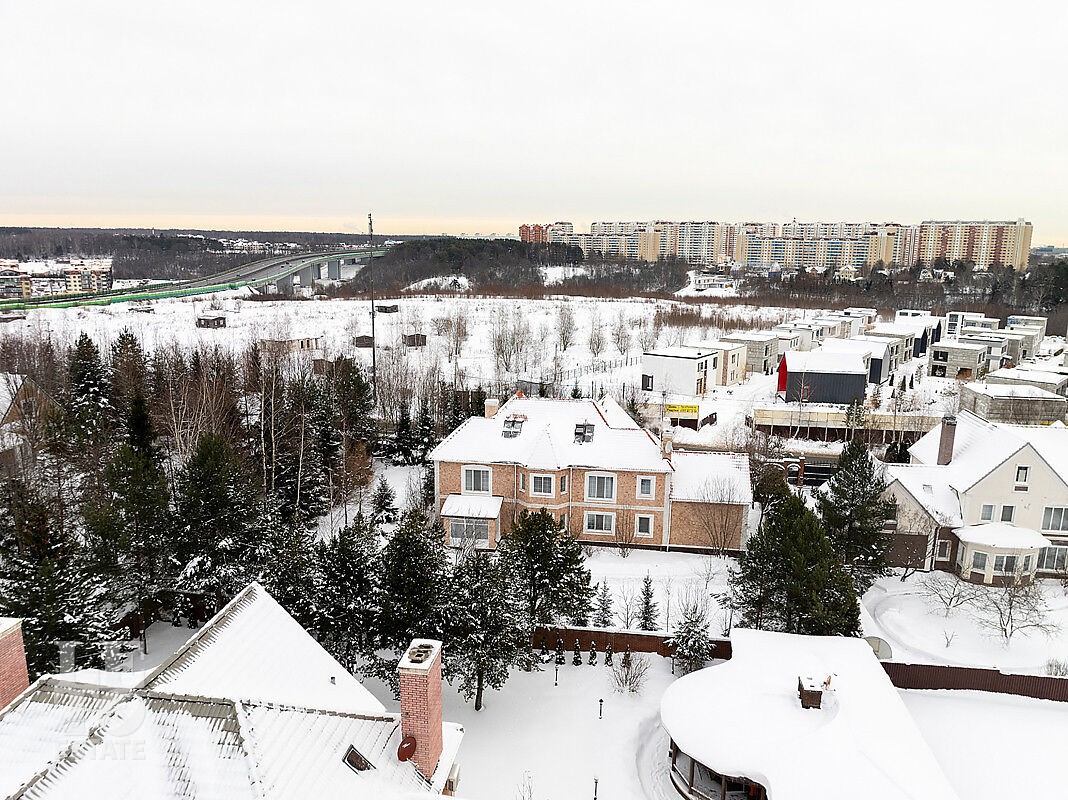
[403,275,471,292]
[902,689,1068,800]
[862,571,1068,673]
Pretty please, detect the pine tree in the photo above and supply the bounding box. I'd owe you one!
[61,333,114,489]
[555,637,565,665]
[816,438,897,594]
[909,374,915,390]
[257,509,320,631]
[316,513,381,669]
[571,382,583,399]
[593,582,614,628]
[670,598,714,674]
[539,638,549,661]
[572,639,582,666]
[498,510,594,629]
[379,508,449,656]
[421,465,435,510]
[0,480,116,678]
[110,328,147,419]
[638,573,659,631]
[392,402,416,464]
[370,474,399,529]
[604,641,613,666]
[414,402,437,464]
[446,550,528,710]
[588,640,597,665]
[729,493,861,637]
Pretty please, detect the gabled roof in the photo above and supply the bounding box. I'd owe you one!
[884,464,963,527]
[430,396,671,473]
[0,584,459,799]
[669,452,752,504]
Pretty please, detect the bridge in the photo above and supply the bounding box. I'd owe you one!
[0,247,386,310]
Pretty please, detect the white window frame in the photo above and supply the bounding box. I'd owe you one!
[636,475,656,500]
[1000,505,1016,523]
[531,474,554,498]
[584,511,615,535]
[979,504,994,522]
[585,472,616,503]
[994,554,1018,574]
[1041,506,1068,532]
[936,540,950,560]
[519,473,527,492]
[635,513,654,539]
[1014,465,1030,491]
[971,551,987,571]
[449,517,490,546]
[462,465,491,495]
[560,474,568,494]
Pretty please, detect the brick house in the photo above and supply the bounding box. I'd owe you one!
[429,396,752,552]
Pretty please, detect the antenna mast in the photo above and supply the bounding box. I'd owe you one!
[368,213,377,402]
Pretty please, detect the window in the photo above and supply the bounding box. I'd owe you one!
[980,504,994,521]
[635,514,653,538]
[560,475,568,494]
[1023,555,1032,573]
[636,476,655,499]
[450,518,490,546]
[1039,546,1068,573]
[1000,505,1015,523]
[971,551,988,571]
[933,350,948,362]
[1014,466,1030,490]
[343,745,375,773]
[586,473,615,501]
[641,374,653,391]
[584,512,614,534]
[994,554,1018,574]
[531,474,553,497]
[519,473,527,492]
[463,466,490,494]
[1041,507,1068,532]
[936,540,950,560]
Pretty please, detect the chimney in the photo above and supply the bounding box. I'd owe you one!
[398,639,444,782]
[661,419,673,461]
[798,675,822,710]
[484,398,500,419]
[936,415,957,466]
[0,618,30,710]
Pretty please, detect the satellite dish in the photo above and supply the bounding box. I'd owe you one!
[398,736,418,762]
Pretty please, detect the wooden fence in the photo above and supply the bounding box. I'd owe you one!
[882,661,1068,703]
[533,625,732,661]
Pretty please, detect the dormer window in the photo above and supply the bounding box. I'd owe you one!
[502,415,525,438]
[574,422,594,443]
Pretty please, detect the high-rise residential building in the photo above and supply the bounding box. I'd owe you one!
[523,218,1034,270]
[916,220,1032,270]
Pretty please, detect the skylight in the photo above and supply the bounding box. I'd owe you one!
[343,745,375,773]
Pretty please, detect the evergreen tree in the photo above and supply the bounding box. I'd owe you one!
[446,550,527,710]
[498,510,594,629]
[315,513,381,669]
[571,382,583,399]
[421,465,436,510]
[370,474,399,529]
[588,640,597,665]
[593,582,614,628]
[555,637,565,665]
[638,573,659,631]
[256,508,320,631]
[414,402,437,464]
[60,333,113,488]
[379,509,449,657]
[604,641,613,666]
[816,438,897,594]
[572,638,582,666]
[0,480,115,678]
[670,598,714,674]
[729,493,861,637]
[391,402,417,464]
[175,433,257,605]
[110,328,147,418]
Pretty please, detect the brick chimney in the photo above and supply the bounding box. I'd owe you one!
[0,618,30,710]
[936,415,957,466]
[484,398,500,419]
[399,639,444,782]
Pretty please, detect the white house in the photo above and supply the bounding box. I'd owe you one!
[641,342,746,396]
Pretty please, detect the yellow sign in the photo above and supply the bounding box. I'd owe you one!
[665,404,699,415]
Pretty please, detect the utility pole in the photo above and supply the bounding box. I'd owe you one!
[368,212,377,403]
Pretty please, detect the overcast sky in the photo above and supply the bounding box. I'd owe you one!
[2,1,1065,243]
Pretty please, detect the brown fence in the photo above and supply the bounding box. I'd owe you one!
[533,625,733,661]
[882,661,1068,703]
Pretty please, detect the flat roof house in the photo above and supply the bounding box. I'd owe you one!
[985,367,1068,397]
[820,337,893,384]
[868,322,924,358]
[721,330,779,375]
[430,396,752,553]
[640,342,746,397]
[776,350,868,405]
[959,382,1066,425]
[928,341,987,380]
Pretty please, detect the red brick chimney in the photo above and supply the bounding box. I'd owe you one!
[399,639,443,782]
[0,618,30,710]
[936,415,957,466]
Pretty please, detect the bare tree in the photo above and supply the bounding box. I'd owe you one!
[972,575,1059,644]
[514,773,535,800]
[611,309,631,355]
[695,476,746,558]
[613,513,636,558]
[556,302,576,351]
[616,584,639,629]
[612,651,650,694]
[919,572,977,616]
[637,318,659,351]
[588,308,605,358]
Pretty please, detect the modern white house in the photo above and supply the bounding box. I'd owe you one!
[641,342,746,396]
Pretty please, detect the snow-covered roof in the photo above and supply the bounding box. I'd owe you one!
[0,616,20,637]
[783,350,867,375]
[643,346,709,359]
[885,464,963,527]
[0,584,460,799]
[953,522,1052,550]
[430,396,671,474]
[934,340,988,352]
[659,629,960,800]
[721,330,778,342]
[909,411,1068,493]
[819,337,888,359]
[987,367,1065,386]
[669,451,752,504]
[867,322,918,338]
[144,583,384,714]
[440,493,504,519]
[963,382,1064,400]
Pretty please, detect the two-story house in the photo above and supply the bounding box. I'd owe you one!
[429,395,752,552]
[883,412,1068,585]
